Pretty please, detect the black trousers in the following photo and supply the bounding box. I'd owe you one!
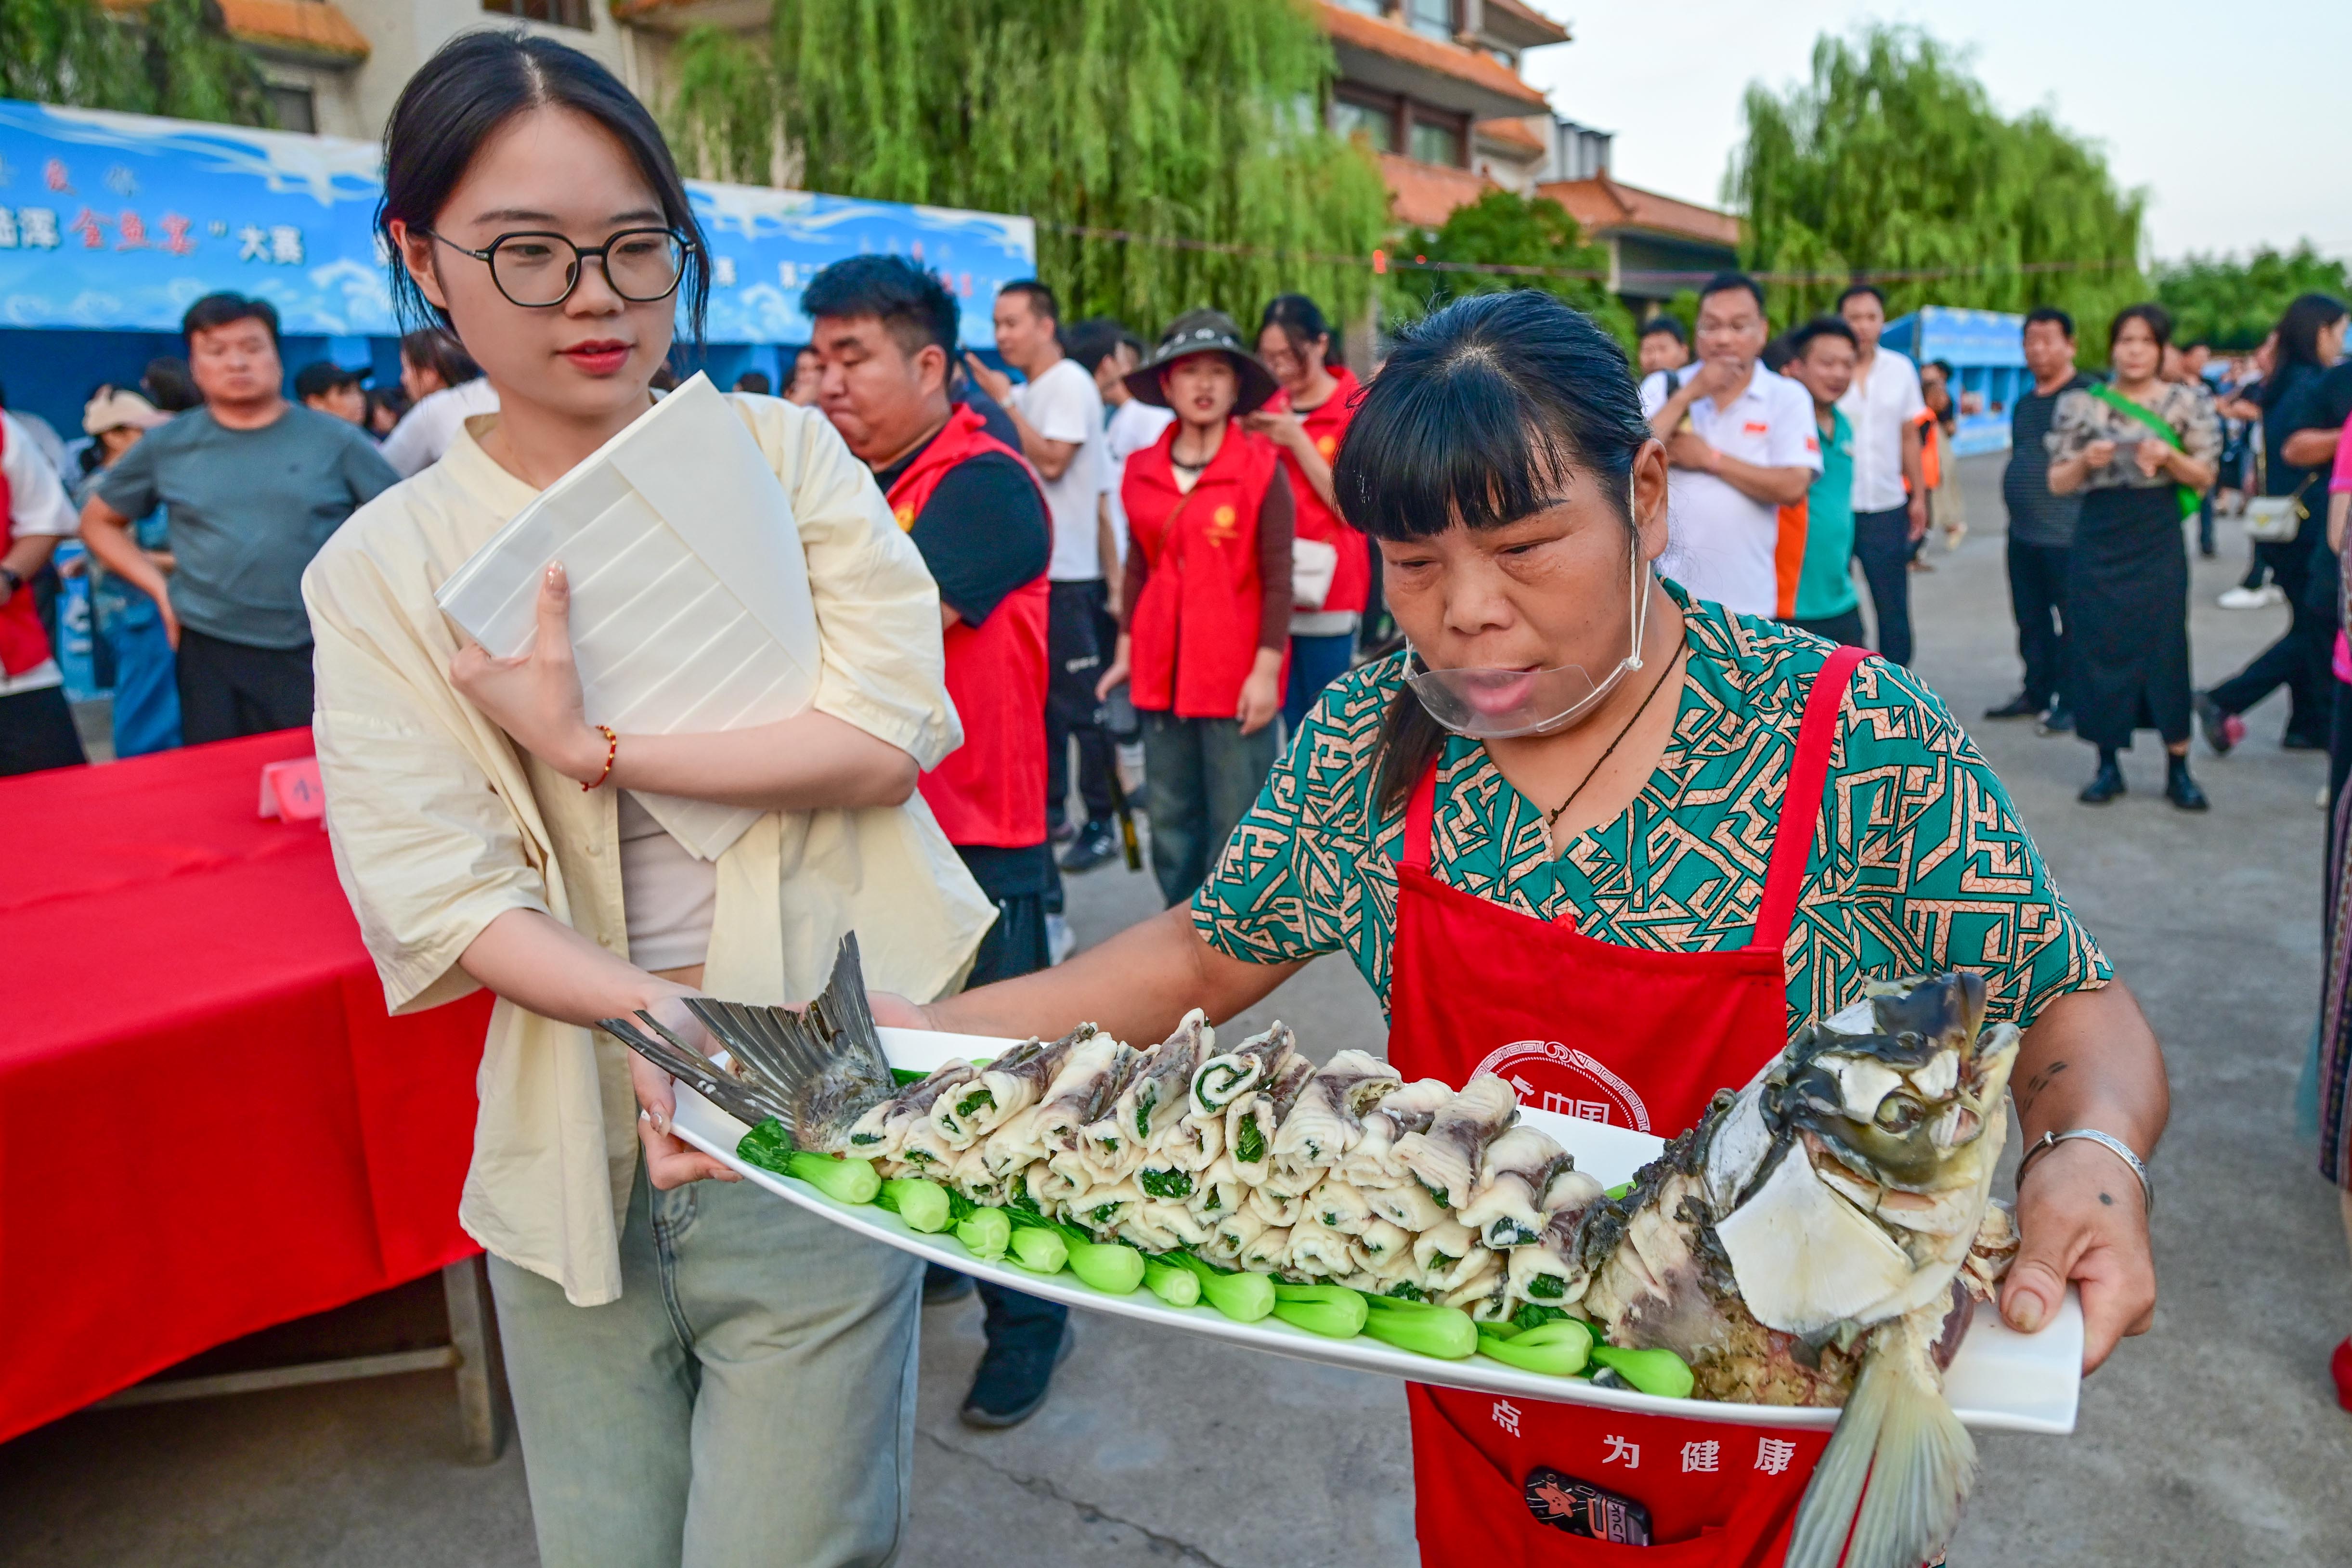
[2007,539,2071,713]
[177,627,314,745]
[1044,580,1114,830]
[2209,529,2330,742]
[1851,505,1914,667]
[1780,608,1868,648]
[0,684,88,776]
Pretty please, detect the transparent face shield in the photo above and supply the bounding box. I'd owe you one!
[1402,481,1653,740]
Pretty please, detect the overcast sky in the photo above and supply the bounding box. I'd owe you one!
[1518,0,2352,263]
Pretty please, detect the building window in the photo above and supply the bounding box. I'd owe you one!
[1329,0,1386,14]
[1331,94,1397,154]
[1408,116,1464,168]
[265,83,315,134]
[1407,0,1455,42]
[481,0,592,31]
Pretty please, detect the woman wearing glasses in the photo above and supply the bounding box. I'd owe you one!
[302,32,988,1568]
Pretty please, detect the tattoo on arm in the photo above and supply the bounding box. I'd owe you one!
[2018,1059,2068,1116]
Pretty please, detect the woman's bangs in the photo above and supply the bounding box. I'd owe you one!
[1336,361,1578,542]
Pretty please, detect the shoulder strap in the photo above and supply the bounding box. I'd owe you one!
[1750,644,1867,952]
[2084,381,2185,452]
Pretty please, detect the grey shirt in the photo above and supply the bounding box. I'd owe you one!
[2002,373,2089,547]
[101,402,397,649]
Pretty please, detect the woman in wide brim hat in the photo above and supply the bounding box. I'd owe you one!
[1122,308,1281,417]
[78,387,182,758]
[1097,308,1296,906]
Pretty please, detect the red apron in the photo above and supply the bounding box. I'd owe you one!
[0,419,55,677]
[1121,421,1287,717]
[886,404,1051,848]
[1388,643,1868,1567]
[1267,367,1369,615]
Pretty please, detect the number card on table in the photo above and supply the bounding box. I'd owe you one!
[434,375,821,860]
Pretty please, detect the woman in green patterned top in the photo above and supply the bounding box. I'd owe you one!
[889,290,2165,1421]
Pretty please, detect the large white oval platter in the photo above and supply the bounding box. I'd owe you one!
[666,1025,2081,1435]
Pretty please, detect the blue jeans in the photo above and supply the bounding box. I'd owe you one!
[96,592,181,757]
[1141,710,1281,908]
[486,1161,921,1568]
[1283,630,1356,732]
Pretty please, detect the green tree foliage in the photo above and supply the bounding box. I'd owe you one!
[665,0,1391,338]
[1384,188,1637,349]
[1728,26,2145,337]
[2155,244,2351,351]
[1,0,272,125]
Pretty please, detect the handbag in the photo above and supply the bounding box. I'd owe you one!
[1292,533,1339,610]
[2241,421,2314,543]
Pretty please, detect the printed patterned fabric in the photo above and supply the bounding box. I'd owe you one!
[1192,583,2110,1036]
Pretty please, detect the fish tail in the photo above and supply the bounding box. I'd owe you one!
[1786,1311,1976,1568]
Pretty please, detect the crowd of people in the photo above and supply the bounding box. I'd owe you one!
[0,23,2342,1561]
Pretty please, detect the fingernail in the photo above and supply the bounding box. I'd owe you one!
[2010,1294,2046,1333]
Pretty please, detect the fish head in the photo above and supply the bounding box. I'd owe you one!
[1775,972,2020,1194]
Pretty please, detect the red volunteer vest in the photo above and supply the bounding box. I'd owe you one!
[1269,366,1370,615]
[0,418,55,677]
[885,404,1050,848]
[1389,645,1870,1567]
[1121,421,1286,718]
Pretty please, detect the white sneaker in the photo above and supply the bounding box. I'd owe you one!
[2216,584,2282,609]
[1046,913,1077,966]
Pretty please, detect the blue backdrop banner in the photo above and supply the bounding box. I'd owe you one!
[0,100,1034,346]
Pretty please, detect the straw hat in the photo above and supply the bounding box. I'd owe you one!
[83,388,170,436]
[1124,308,1279,416]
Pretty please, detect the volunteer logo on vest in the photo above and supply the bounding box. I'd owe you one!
[1315,434,1337,458]
[1208,503,1239,542]
[1521,1466,1652,1544]
[1470,1039,1653,1131]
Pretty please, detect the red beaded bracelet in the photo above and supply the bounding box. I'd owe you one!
[583,725,618,791]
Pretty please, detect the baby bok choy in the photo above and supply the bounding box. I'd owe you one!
[1006,1211,1145,1294]
[736,1120,881,1205]
[1269,1283,1368,1339]
[1164,1251,1275,1323]
[1357,1293,1478,1360]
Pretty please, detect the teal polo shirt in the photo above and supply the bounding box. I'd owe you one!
[1792,405,1858,620]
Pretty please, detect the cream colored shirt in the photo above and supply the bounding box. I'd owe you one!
[302,392,994,1306]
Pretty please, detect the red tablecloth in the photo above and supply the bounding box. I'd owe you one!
[0,730,490,1442]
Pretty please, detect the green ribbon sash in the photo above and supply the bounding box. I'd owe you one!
[2083,382,2200,520]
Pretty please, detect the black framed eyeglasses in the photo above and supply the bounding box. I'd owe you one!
[421,226,692,309]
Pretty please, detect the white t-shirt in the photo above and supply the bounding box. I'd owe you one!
[380,377,501,478]
[1639,366,1821,619]
[2,410,80,696]
[1008,358,1107,581]
[1101,397,1176,566]
[1835,348,1926,514]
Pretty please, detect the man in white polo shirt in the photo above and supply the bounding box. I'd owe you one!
[1835,283,1929,666]
[1640,272,1818,618]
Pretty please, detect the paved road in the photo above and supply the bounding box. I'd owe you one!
[4,455,2347,1566]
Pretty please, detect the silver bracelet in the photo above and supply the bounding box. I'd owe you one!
[2016,1128,2153,1216]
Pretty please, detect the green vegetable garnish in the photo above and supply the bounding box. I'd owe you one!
[850,1131,883,1146]
[954,1088,995,1121]
[1270,1282,1368,1339]
[1007,1172,1041,1214]
[1138,1167,1193,1199]
[1358,1293,1478,1359]
[1144,1256,1201,1308]
[1167,1252,1275,1322]
[876,1178,951,1233]
[1133,1086,1157,1140]
[1525,1273,1565,1300]
[1234,1118,1266,1165]
[1008,1225,1068,1274]
[954,1206,1011,1261]
[737,1123,884,1205]
[890,1067,929,1086]
[1477,1317,1594,1377]
[1386,1281,1426,1302]
[1604,1181,1634,1200]
[1588,1345,1694,1400]
[1511,1303,1574,1333]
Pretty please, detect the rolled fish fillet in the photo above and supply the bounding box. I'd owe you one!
[979,1105,1054,1179]
[1412,1218,1489,1294]
[1268,1050,1400,1185]
[1070,1178,1144,1235]
[892,1115,958,1176]
[946,1142,1010,1206]
[1506,1223,1589,1312]
[1539,1167,1607,1226]
[1391,1074,1518,1211]
[1200,1207,1268,1267]
[841,1059,975,1158]
[1087,1011,1211,1179]
[1246,1185,1305,1228]
[1185,1153,1247,1224]
[1164,1103,1228,1173]
[1227,1054,1315,1187]
[1365,1179,1449,1233]
[1455,1126,1573,1248]
[1285,1214,1357,1280]
[1123,1199,1212,1252]
[1350,1218,1416,1279]
[1030,1157,1092,1210]
[932,1026,1092,1149]
[1028,1032,1132,1156]
[1239,1224,1293,1277]
[1337,1077,1455,1189]
[1190,1024,1296,1114]
[1305,1178,1375,1236]
[1445,1257,1514,1321]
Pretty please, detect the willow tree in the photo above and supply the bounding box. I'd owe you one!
[1728,26,2145,336]
[665,0,1392,336]
[2,0,273,124]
